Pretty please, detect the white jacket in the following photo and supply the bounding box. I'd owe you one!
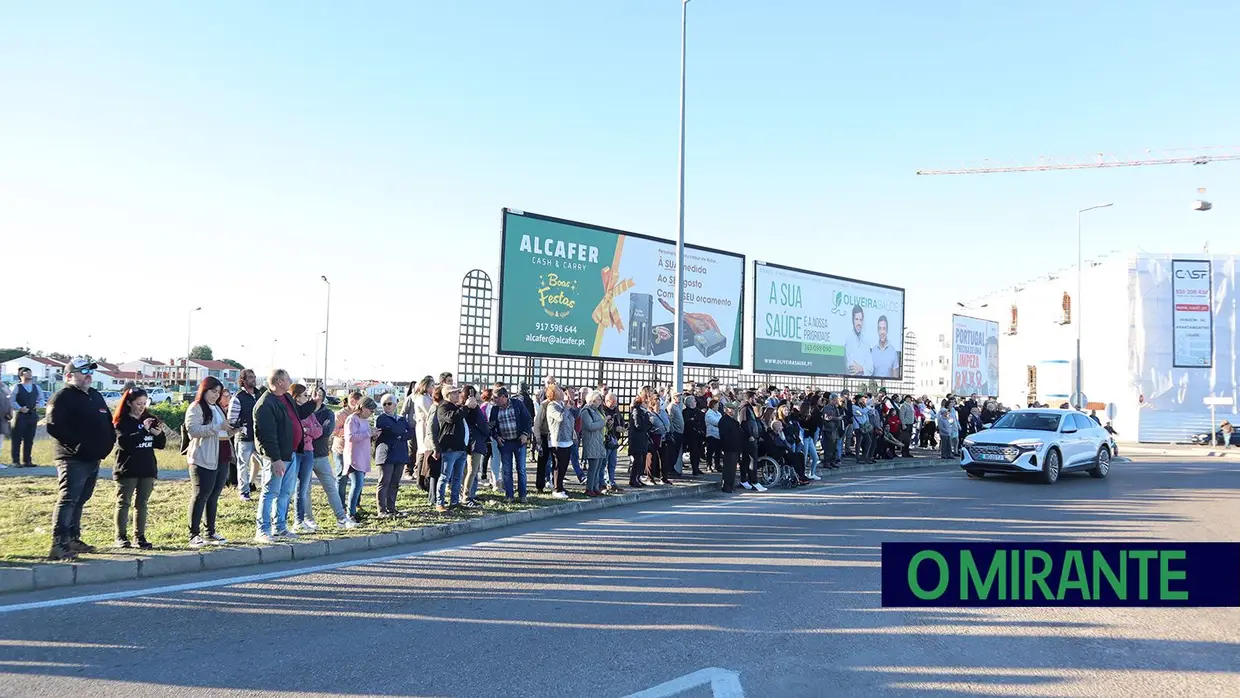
[186,403,227,470]
[413,393,434,455]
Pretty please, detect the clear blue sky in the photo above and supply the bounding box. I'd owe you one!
[3,1,1238,379]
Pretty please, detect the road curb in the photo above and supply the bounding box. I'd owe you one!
[0,455,955,597]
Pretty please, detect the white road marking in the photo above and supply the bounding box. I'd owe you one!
[0,468,955,615]
[622,667,744,698]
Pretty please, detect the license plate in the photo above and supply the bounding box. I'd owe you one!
[979,453,1006,461]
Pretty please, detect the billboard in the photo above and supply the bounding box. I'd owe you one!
[753,261,905,378]
[951,314,1001,397]
[497,209,746,367]
[1172,259,1212,368]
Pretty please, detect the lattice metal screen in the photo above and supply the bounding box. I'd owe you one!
[457,270,917,405]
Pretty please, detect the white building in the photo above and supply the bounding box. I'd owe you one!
[934,252,1238,442]
[119,359,166,377]
[0,354,63,385]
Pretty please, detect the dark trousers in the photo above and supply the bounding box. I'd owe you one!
[629,450,646,486]
[705,437,722,471]
[721,451,739,491]
[11,413,37,464]
[822,431,839,467]
[648,434,663,480]
[900,427,913,457]
[377,462,403,513]
[52,459,100,542]
[686,434,704,474]
[189,465,228,537]
[788,451,807,478]
[116,476,155,541]
[662,433,683,477]
[536,436,552,491]
[552,446,571,492]
[740,439,758,485]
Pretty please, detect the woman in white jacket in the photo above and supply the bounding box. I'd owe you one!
[185,377,237,549]
[409,376,437,505]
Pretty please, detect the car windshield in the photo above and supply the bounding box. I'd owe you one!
[991,412,1061,432]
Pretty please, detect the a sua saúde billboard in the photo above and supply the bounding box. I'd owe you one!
[497,209,745,367]
[1172,259,1212,368]
[951,314,1001,397]
[753,261,905,378]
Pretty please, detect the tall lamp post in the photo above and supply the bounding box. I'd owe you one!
[186,306,201,393]
[321,275,331,391]
[314,330,326,387]
[672,0,691,393]
[1075,203,1113,409]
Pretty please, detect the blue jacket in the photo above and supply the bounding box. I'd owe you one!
[375,413,412,465]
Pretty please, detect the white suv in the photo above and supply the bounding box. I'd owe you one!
[146,387,172,404]
[961,409,1115,484]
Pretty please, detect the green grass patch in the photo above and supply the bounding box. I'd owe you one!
[0,474,579,564]
[27,438,190,471]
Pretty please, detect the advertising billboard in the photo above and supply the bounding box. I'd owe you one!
[951,314,1001,397]
[1172,259,1213,368]
[497,209,746,367]
[752,261,905,378]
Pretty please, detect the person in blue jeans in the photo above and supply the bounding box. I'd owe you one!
[432,384,474,512]
[487,387,532,503]
[252,369,303,542]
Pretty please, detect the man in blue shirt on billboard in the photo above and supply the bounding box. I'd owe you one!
[871,315,900,378]
[845,305,874,376]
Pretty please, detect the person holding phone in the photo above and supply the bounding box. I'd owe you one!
[112,388,166,549]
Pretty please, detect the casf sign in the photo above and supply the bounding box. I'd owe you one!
[1175,268,1209,280]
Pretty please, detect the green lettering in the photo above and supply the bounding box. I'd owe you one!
[1159,550,1188,601]
[1129,550,1158,600]
[1023,550,1054,600]
[1011,546,1020,599]
[908,551,949,600]
[1092,550,1127,600]
[961,550,1006,600]
[1057,550,1090,600]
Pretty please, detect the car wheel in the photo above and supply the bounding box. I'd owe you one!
[1089,446,1110,479]
[966,470,985,479]
[1039,448,1060,485]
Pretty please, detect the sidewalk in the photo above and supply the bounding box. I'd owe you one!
[0,453,959,596]
[1116,442,1238,459]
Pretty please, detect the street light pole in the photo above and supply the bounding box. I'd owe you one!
[186,306,201,393]
[1075,203,1113,409]
[672,0,690,393]
[321,275,331,390]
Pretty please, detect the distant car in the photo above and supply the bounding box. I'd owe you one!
[961,409,1115,484]
[325,395,341,405]
[146,387,172,404]
[101,391,123,409]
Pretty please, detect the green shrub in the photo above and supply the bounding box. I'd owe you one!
[149,401,189,432]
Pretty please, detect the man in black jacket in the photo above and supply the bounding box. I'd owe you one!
[45,358,116,560]
[431,384,474,512]
[253,369,299,542]
[227,368,266,500]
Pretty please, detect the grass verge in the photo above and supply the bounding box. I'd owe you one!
[0,474,592,564]
[24,438,190,471]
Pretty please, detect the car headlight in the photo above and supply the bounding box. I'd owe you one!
[1012,441,1044,451]
[963,437,976,447]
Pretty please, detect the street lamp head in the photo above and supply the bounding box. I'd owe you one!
[321,275,329,283]
[192,306,202,312]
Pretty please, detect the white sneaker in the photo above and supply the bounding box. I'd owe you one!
[740,482,753,490]
[811,475,822,481]
[301,520,319,532]
[552,491,570,500]
[188,535,205,549]
[754,483,768,492]
[208,533,228,545]
[339,518,358,530]
[254,533,275,544]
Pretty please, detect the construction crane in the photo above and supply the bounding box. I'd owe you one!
[916,146,1240,176]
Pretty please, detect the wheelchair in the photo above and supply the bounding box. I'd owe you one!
[756,454,802,489]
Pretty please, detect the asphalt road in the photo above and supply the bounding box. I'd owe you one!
[1,458,1238,697]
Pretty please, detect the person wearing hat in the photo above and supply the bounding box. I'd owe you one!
[716,399,744,493]
[44,358,116,560]
[431,383,473,511]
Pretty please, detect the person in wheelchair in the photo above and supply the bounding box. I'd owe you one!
[760,420,811,486]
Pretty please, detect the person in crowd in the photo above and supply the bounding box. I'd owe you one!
[488,387,532,503]
[919,397,939,449]
[408,376,437,500]
[45,358,116,560]
[939,404,960,459]
[647,393,671,485]
[1219,420,1234,448]
[432,384,472,511]
[227,368,265,501]
[219,387,238,488]
[374,392,412,517]
[838,390,854,459]
[331,390,363,505]
[738,392,765,491]
[185,376,235,548]
[288,383,325,531]
[820,392,842,471]
[400,380,422,481]
[851,395,874,465]
[762,419,807,484]
[342,396,377,520]
[704,398,722,473]
[564,387,587,485]
[460,385,488,508]
[579,389,608,497]
[308,386,356,529]
[9,367,41,467]
[112,388,165,549]
[254,369,302,542]
[627,394,651,488]
[665,391,685,478]
[898,395,916,458]
[682,394,705,476]
[542,384,575,499]
[800,395,823,480]
[0,380,11,468]
[477,388,499,490]
[717,400,745,493]
[601,392,624,491]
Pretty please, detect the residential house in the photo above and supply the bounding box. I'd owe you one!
[158,358,242,391]
[1,354,63,387]
[119,359,166,378]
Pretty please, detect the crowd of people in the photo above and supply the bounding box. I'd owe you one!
[26,355,1022,561]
